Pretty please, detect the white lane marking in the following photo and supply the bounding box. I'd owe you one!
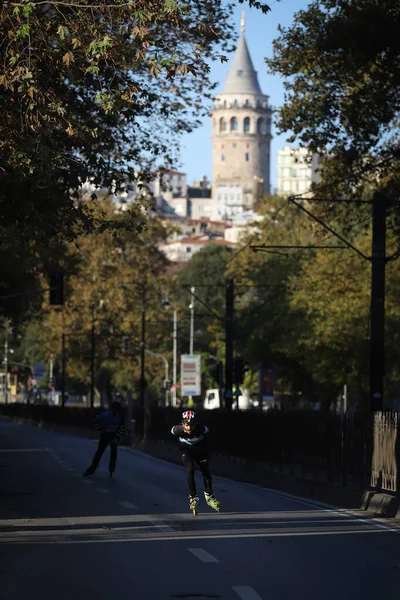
[260,488,400,536]
[188,548,219,563]
[97,488,110,494]
[118,501,137,510]
[82,480,93,484]
[74,474,82,477]
[65,468,75,472]
[150,520,174,533]
[233,586,263,600]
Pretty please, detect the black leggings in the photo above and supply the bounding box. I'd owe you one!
[182,450,213,497]
[91,433,118,472]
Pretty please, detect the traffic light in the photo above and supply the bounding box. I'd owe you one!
[163,379,171,390]
[215,361,224,386]
[233,357,248,384]
[49,271,64,305]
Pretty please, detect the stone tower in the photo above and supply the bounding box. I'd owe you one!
[211,16,272,220]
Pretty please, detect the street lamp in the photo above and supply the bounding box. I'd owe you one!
[189,286,195,355]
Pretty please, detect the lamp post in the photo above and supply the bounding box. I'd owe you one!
[172,308,177,407]
[189,286,195,355]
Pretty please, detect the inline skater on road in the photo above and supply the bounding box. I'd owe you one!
[171,410,220,513]
[84,399,125,478]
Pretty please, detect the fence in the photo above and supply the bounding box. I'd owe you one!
[370,412,399,493]
[145,407,369,489]
[1,403,399,494]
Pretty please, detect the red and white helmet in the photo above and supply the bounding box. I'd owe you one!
[181,410,197,426]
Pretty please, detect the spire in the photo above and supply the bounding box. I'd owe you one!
[221,25,262,95]
[240,10,245,33]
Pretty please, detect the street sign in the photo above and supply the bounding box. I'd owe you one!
[180,354,201,397]
[33,361,46,382]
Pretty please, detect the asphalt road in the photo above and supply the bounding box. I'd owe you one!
[1,418,400,600]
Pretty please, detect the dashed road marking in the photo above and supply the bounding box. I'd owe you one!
[233,587,263,600]
[188,548,219,563]
[118,501,137,510]
[97,488,110,494]
[82,480,93,484]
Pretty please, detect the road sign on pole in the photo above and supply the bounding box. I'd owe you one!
[33,361,46,382]
[180,354,201,397]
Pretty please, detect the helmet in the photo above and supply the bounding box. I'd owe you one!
[182,410,196,426]
[111,399,122,410]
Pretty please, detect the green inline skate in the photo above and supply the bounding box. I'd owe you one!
[204,492,220,512]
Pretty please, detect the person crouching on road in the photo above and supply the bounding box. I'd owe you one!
[171,410,220,512]
[84,400,125,478]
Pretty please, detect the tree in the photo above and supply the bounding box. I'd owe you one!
[0,0,272,322]
[174,243,232,356]
[0,1,272,241]
[21,200,172,399]
[267,0,400,195]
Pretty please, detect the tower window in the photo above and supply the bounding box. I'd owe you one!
[230,117,238,131]
[223,100,227,107]
[257,118,264,134]
[233,99,238,108]
[244,99,250,107]
[245,153,250,161]
[244,117,250,133]
[219,118,227,132]
[233,143,236,148]
[221,155,226,162]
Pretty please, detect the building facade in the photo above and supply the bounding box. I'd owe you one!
[276,146,321,197]
[211,21,272,221]
[160,236,236,263]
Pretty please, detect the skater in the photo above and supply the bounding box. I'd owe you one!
[84,400,125,478]
[171,410,220,513]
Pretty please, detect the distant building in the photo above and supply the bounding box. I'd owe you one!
[187,176,213,220]
[211,16,272,220]
[162,217,229,241]
[149,169,188,217]
[277,146,321,197]
[160,235,236,263]
[224,210,263,244]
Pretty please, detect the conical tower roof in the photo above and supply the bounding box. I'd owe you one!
[221,34,262,95]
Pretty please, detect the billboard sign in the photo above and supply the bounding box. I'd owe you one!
[180,354,201,397]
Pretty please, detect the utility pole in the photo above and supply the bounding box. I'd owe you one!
[61,332,66,407]
[369,191,386,412]
[189,286,195,354]
[225,278,234,410]
[49,355,54,404]
[3,322,9,404]
[90,304,95,409]
[140,284,146,408]
[172,309,177,407]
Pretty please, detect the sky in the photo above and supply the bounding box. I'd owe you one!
[179,0,312,190]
